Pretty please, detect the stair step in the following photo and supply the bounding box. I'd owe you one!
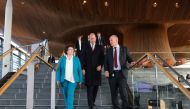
[34,100,50,105]
[0,106,26,109]
[0,72,16,88]
[0,100,10,105]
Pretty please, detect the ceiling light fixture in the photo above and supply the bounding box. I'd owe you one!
[83,0,87,5]
[21,1,25,5]
[105,1,109,7]
[175,2,179,8]
[153,2,157,7]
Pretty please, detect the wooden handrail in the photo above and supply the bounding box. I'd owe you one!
[0,52,55,95]
[15,47,30,57]
[129,54,147,69]
[0,53,38,95]
[0,47,16,60]
[147,52,190,100]
[36,55,54,70]
[155,54,190,87]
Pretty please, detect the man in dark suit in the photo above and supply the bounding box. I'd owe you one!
[81,33,104,109]
[104,35,135,109]
[48,54,55,63]
[96,32,106,47]
[75,35,83,61]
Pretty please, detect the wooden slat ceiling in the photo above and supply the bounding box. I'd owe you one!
[1,0,190,55]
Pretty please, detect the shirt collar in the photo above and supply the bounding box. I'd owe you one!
[113,44,119,48]
[90,43,95,46]
[66,55,73,60]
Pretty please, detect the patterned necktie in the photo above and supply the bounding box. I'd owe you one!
[114,47,118,68]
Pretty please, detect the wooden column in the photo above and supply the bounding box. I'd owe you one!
[120,24,175,65]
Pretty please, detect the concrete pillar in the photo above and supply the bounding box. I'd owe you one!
[44,39,49,61]
[26,61,35,109]
[2,0,13,77]
[51,70,56,109]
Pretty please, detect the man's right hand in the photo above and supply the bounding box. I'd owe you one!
[82,69,86,75]
[105,71,109,78]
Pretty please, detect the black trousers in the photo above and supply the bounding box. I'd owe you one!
[87,85,99,107]
[108,71,129,109]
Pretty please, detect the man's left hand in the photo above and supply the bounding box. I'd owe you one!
[130,62,136,67]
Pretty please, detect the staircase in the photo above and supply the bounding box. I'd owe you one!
[0,63,52,109]
[0,74,27,109]
[0,63,189,109]
[0,63,115,109]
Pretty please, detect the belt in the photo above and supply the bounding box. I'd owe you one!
[113,70,122,73]
[110,70,122,77]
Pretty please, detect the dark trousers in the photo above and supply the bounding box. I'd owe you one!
[86,85,99,107]
[108,71,129,109]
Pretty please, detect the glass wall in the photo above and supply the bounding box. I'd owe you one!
[10,49,27,72]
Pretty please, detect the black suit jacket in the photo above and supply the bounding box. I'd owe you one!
[104,45,133,74]
[75,40,83,59]
[81,42,104,85]
[96,36,106,46]
[48,56,55,63]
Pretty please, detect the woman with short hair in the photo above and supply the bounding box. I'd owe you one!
[56,45,83,109]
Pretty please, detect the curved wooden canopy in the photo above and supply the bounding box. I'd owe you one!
[0,0,190,56]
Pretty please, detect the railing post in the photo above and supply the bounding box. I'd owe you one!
[51,70,56,109]
[154,54,159,109]
[131,69,135,106]
[26,61,35,109]
[160,99,166,109]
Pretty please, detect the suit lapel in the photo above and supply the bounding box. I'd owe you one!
[119,46,122,65]
[93,44,97,52]
[87,43,93,52]
[110,47,113,67]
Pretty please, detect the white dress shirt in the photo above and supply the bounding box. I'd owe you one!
[91,43,95,51]
[65,56,75,83]
[113,45,121,70]
[78,39,82,51]
[98,36,101,45]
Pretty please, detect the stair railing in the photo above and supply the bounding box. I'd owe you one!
[129,52,190,109]
[147,53,190,100]
[0,45,55,108]
[0,47,16,60]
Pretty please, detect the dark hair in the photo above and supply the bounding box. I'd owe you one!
[64,45,75,55]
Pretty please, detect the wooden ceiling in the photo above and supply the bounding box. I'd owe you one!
[1,0,190,56]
